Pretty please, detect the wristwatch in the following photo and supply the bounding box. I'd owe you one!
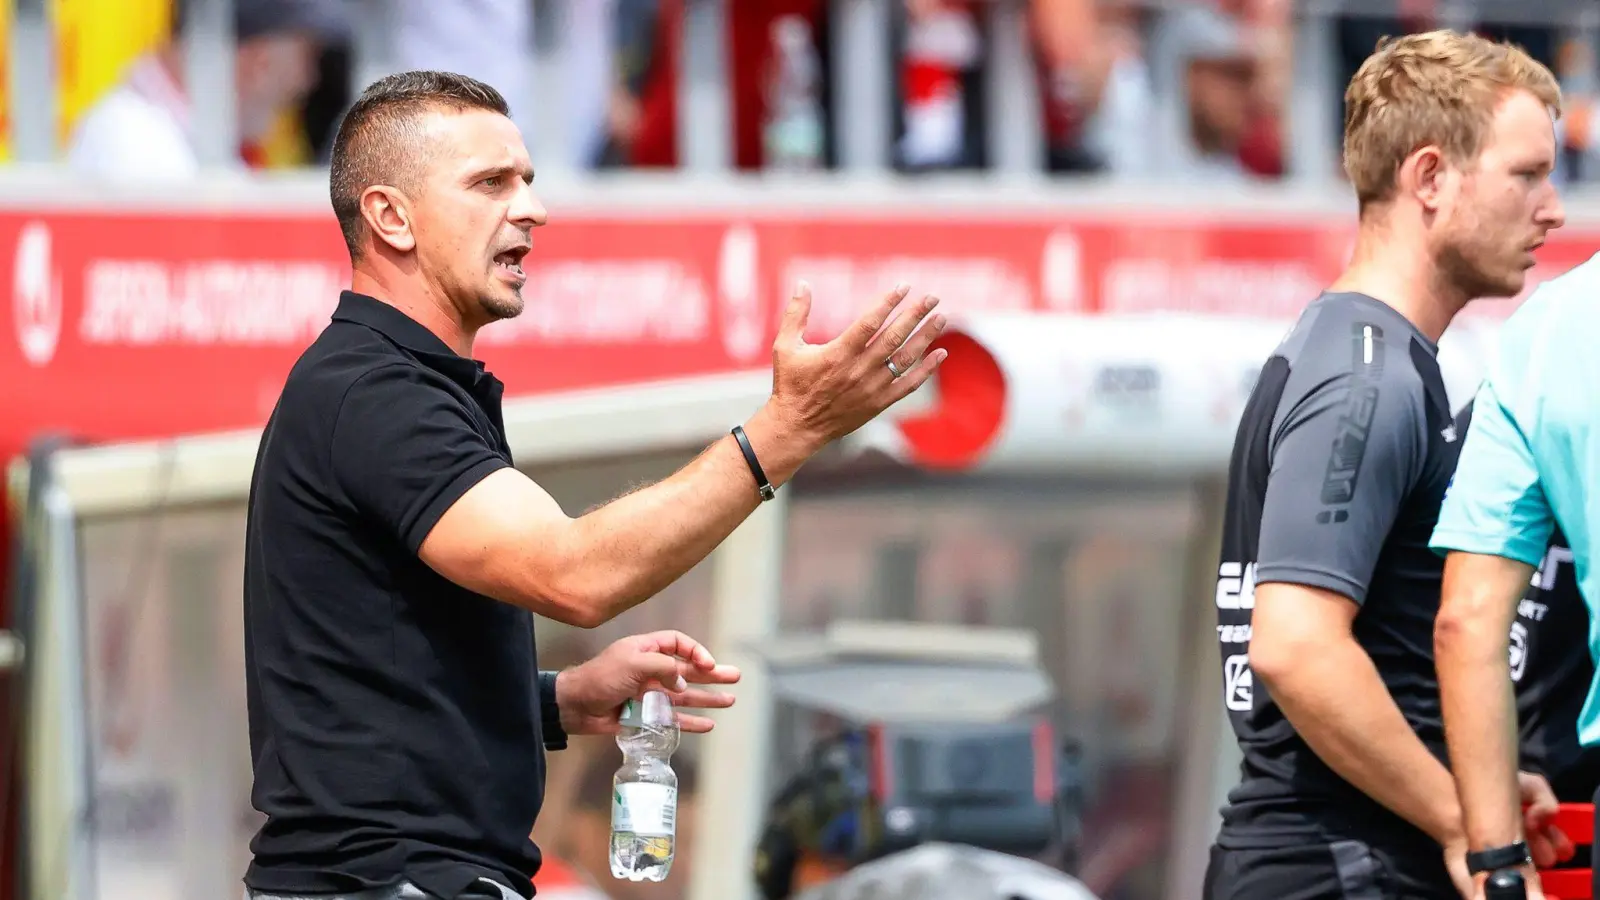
[538,671,569,752]
[1465,841,1531,875]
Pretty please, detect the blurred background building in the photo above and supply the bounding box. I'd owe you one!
[2,2,1599,900]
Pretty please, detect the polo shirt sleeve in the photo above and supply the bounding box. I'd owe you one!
[1254,360,1428,605]
[331,364,511,553]
[1430,375,1554,568]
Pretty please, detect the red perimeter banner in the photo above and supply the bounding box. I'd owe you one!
[1,207,1595,455]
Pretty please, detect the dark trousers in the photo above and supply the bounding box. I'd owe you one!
[1203,841,1456,900]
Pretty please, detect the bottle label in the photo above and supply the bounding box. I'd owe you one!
[612,783,677,837]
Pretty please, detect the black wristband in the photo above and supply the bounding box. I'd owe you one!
[538,671,568,751]
[732,426,776,501]
[1465,840,1530,875]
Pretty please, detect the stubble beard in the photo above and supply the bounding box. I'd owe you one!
[480,288,525,322]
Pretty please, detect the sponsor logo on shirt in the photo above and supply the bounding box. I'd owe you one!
[1509,621,1529,682]
[1532,544,1573,591]
[1216,561,1258,610]
[1318,323,1385,524]
[1223,654,1254,711]
[1217,623,1253,644]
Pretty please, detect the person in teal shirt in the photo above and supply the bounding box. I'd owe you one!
[1432,251,1600,894]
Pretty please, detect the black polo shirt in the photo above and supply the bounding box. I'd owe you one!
[243,291,561,900]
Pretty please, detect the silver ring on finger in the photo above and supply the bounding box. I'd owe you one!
[887,358,905,378]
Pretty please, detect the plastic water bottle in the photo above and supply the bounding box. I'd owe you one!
[1484,868,1526,900]
[610,691,679,882]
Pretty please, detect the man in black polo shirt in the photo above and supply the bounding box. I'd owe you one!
[243,71,948,900]
[1203,31,1567,900]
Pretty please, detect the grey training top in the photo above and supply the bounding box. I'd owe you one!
[1212,292,1462,870]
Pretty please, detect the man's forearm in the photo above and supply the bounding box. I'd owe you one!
[1435,554,1532,851]
[424,287,944,624]
[1263,639,1461,844]
[1436,631,1522,849]
[557,402,822,623]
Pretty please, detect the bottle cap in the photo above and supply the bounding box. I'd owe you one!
[619,690,676,729]
[642,690,675,727]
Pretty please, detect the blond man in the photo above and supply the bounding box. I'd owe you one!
[1205,30,1568,900]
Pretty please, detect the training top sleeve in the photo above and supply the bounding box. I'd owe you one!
[1431,375,1554,568]
[1254,353,1429,605]
[330,364,512,554]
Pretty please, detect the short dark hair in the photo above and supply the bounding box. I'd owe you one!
[328,71,510,260]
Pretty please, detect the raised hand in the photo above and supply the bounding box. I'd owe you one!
[767,281,948,447]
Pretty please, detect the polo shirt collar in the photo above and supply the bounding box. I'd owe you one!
[330,291,499,394]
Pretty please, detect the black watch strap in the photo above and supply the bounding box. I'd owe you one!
[732,426,776,501]
[1465,841,1530,875]
[538,671,568,751]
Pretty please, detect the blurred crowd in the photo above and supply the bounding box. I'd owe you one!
[16,0,1600,185]
[16,0,1600,184]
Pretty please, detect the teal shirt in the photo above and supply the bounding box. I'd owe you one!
[1431,252,1600,746]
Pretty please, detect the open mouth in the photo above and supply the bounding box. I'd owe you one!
[494,245,529,279]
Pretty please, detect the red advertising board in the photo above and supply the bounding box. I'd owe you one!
[6,206,1594,454]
